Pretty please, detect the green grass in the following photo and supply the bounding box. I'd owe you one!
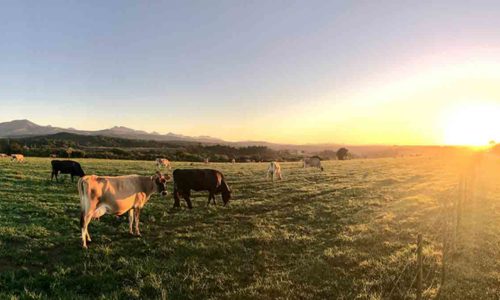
[0,156,498,299]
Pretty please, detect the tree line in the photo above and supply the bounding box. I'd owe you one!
[0,133,351,162]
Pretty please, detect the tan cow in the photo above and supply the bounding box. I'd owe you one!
[267,161,283,181]
[11,154,24,163]
[0,153,8,158]
[231,158,236,164]
[78,172,170,249]
[155,158,171,169]
[303,156,324,171]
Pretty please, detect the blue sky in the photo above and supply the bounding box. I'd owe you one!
[1,1,500,144]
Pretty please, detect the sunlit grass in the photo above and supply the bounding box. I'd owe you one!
[0,155,498,299]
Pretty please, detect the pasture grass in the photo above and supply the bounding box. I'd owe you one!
[0,155,498,299]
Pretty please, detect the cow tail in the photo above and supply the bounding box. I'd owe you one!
[78,177,90,228]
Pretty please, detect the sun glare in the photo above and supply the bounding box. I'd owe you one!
[442,103,500,146]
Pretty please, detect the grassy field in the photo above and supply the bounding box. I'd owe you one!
[0,155,498,299]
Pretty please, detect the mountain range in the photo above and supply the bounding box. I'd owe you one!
[0,119,445,157]
[0,119,227,144]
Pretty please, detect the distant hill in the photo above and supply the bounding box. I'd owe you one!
[0,119,226,144]
[0,119,465,158]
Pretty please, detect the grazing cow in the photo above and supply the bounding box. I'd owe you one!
[78,172,170,248]
[172,169,231,208]
[0,153,8,158]
[11,154,24,163]
[155,158,171,169]
[49,154,57,158]
[267,161,283,181]
[51,160,85,182]
[303,156,324,171]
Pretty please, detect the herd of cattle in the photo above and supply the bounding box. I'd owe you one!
[1,154,324,248]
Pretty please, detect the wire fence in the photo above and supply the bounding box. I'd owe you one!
[383,168,475,300]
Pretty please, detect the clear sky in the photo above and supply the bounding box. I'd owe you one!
[1,1,499,145]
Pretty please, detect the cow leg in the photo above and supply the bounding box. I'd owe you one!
[51,171,54,181]
[128,209,134,235]
[81,213,93,249]
[183,191,193,209]
[173,187,181,208]
[134,209,141,236]
[71,174,74,182]
[207,191,216,206]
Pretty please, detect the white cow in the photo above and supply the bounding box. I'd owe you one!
[11,154,24,163]
[267,161,283,181]
[78,172,170,248]
[155,158,171,169]
[303,157,323,171]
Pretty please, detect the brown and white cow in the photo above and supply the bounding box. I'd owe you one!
[155,158,171,169]
[11,154,24,163]
[0,153,8,158]
[267,161,283,181]
[303,156,324,171]
[78,172,170,248]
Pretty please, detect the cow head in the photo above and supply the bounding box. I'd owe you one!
[76,166,85,177]
[221,181,232,206]
[153,171,171,196]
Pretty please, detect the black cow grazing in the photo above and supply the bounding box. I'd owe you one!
[51,160,85,182]
[172,169,231,209]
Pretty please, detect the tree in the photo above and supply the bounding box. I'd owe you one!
[66,147,74,158]
[336,147,349,160]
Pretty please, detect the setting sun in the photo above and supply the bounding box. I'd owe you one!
[442,103,500,146]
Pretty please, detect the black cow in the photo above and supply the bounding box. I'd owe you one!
[51,160,85,182]
[172,169,231,209]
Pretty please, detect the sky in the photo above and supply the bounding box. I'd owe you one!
[1,0,499,145]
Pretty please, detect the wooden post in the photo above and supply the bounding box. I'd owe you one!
[455,176,464,242]
[417,234,423,300]
[440,234,447,289]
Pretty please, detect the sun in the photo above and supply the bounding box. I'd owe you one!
[442,103,500,146]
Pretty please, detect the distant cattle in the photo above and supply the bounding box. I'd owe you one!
[172,169,231,208]
[78,172,170,248]
[267,161,283,181]
[204,158,209,164]
[51,160,85,182]
[11,154,24,163]
[303,157,324,171]
[49,154,57,158]
[0,153,8,158]
[231,158,236,164]
[155,158,171,169]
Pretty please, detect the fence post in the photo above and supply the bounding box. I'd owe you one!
[455,176,464,243]
[417,234,423,300]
